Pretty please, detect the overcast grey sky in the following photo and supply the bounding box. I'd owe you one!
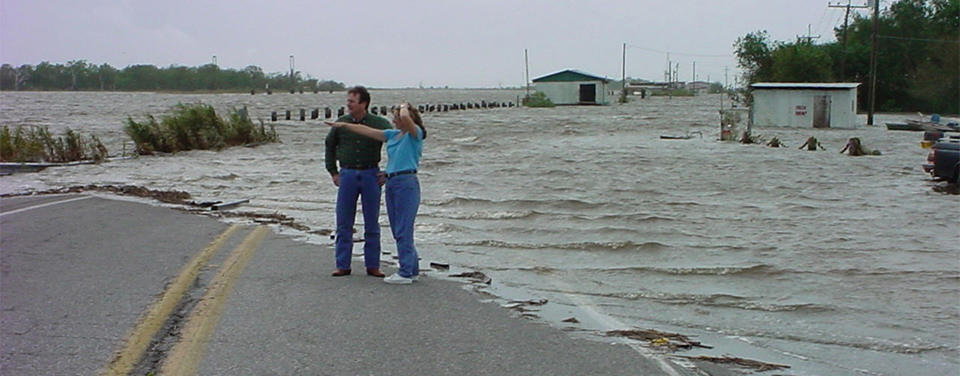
[0,0,858,88]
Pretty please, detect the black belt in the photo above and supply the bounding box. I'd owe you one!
[386,169,417,178]
[341,164,378,170]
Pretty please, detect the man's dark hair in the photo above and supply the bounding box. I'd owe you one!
[348,86,371,110]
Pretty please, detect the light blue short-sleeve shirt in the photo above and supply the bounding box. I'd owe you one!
[383,128,423,174]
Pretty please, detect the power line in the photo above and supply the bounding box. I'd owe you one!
[829,1,869,81]
[624,44,731,58]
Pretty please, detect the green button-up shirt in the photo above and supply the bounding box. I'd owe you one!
[324,113,393,175]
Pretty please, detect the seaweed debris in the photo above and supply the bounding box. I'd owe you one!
[606,328,712,350]
[449,271,492,284]
[679,355,790,372]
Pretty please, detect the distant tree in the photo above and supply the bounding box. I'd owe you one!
[66,60,92,90]
[0,60,349,94]
[769,40,834,82]
[32,61,70,90]
[96,63,118,90]
[0,64,16,90]
[734,30,775,85]
[316,80,346,92]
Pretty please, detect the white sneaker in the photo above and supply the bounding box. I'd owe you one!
[384,273,413,285]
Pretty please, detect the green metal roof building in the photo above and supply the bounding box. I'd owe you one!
[532,69,611,105]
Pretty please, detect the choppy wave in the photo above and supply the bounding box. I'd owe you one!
[601,264,779,277]
[449,239,670,252]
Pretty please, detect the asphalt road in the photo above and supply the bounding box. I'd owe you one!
[1,194,702,376]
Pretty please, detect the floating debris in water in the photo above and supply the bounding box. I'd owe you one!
[679,355,790,372]
[606,328,712,350]
[450,271,491,284]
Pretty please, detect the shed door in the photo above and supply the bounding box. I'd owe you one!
[813,95,831,128]
[579,84,596,104]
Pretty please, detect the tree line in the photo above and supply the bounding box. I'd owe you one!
[0,61,346,93]
[735,0,957,113]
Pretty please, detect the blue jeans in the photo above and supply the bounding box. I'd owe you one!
[335,168,381,270]
[385,174,420,278]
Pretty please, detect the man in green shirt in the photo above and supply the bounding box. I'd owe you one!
[325,86,392,277]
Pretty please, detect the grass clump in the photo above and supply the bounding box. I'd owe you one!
[124,103,279,155]
[523,91,555,108]
[0,125,108,163]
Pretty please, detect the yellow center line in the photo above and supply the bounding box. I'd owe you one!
[101,223,241,376]
[159,225,270,376]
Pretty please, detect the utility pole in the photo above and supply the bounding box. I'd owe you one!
[665,53,671,84]
[829,1,869,81]
[798,24,821,44]
[621,43,627,103]
[524,49,530,100]
[868,0,879,125]
[289,55,296,93]
[724,66,729,90]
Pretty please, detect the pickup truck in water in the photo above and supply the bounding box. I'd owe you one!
[923,133,960,183]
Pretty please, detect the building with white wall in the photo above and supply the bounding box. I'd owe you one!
[532,69,610,105]
[750,83,860,129]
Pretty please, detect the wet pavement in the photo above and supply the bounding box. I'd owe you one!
[1,194,705,375]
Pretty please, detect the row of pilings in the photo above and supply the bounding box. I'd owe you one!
[269,100,516,121]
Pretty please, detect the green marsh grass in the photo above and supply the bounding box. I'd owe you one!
[124,103,279,155]
[0,125,108,163]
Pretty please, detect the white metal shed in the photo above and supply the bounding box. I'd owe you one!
[750,83,860,129]
[532,69,610,105]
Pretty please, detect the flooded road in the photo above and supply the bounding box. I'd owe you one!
[1,90,957,376]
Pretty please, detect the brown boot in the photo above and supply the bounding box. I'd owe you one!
[366,268,385,278]
[331,269,351,277]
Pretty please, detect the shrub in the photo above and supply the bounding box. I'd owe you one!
[125,103,279,155]
[0,125,107,163]
[523,92,555,107]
